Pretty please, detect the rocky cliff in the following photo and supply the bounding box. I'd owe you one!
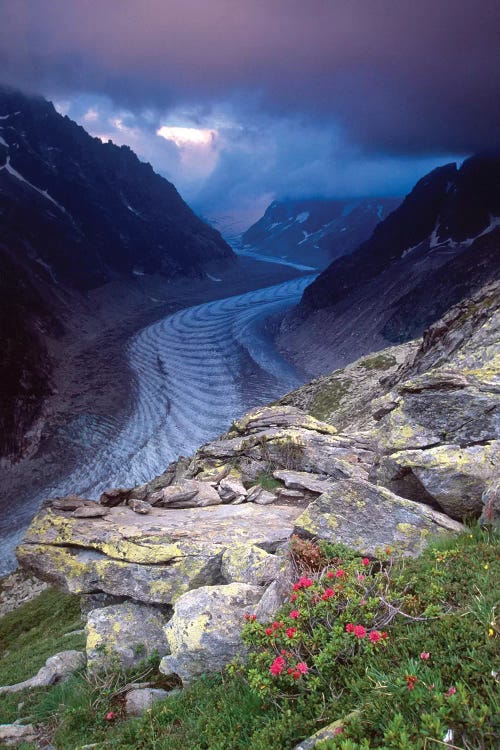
[278,154,500,377]
[241,197,400,268]
[17,279,499,684]
[0,85,234,462]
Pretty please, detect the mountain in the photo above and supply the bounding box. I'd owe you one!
[0,85,234,462]
[278,153,500,376]
[240,197,401,268]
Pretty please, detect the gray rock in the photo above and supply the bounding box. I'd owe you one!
[480,479,500,526]
[217,477,247,503]
[19,503,301,604]
[377,442,499,520]
[125,687,174,716]
[51,495,90,511]
[150,480,221,508]
[273,470,334,494]
[293,712,359,749]
[72,505,110,518]
[86,602,169,671]
[254,490,277,505]
[100,488,132,506]
[129,498,152,514]
[294,478,464,556]
[160,583,262,684]
[0,650,85,694]
[221,544,282,584]
[0,722,38,745]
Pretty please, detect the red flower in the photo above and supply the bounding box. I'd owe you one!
[296,661,308,674]
[321,587,335,600]
[361,558,370,566]
[405,675,418,691]
[105,711,116,721]
[345,623,355,633]
[369,630,382,643]
[354,625,367,639]
[244,613,250,620]
[336,569,346,578]
[290,593,297,602]
[381,631,388,639]
[420,651,430,660]
[293,670,301,679]
[289,609,300,619]
[385,548,391,555]
[299,576,314,588]
[333,726,344,735]
[292,582,301,591]
[357,574,365,581]
[270,656,285,676]
[326,571,335,579]
[272,621,282,630]
[446,686,457,696]
[286,627,297,638]
[265,627,273,636]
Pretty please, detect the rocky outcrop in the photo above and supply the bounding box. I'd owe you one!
[16,281,499,679]
[160,583,262,685]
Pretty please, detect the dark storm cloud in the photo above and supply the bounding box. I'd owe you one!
[1,0,499,155]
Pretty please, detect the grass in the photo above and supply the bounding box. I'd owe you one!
[252,472,283,491]
[309,378,350,421]
[358,353,397,371]
[1,527,498,749]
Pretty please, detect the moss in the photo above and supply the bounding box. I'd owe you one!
[359,353,397,371]
[309,379,350,421]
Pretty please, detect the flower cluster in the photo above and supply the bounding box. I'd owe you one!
[345,623,387,642]
[269,653,309,679]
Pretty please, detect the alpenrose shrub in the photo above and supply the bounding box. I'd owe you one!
[237,531,499,749]
[241,549,393,697]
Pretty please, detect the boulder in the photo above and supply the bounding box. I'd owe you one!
[293,478,464,556]
[128,498,152,514]
[0,723,38,745]
[150,480,221,508]
[377,442,499,520]
[217,477,247,503]
[72,505,110,518]
[0,650,85,694]
[18,503,302,604]
[253,490,278,505]
[86,602,169,671]
[231,405,337,435]
[160,583,262,685]
[100,488,132,506]
[125,687,175,716]
[51,496,91,511]
[273,470,334,495]
[221,544,282,584]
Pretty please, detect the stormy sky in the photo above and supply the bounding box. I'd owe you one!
[1,0,499,229]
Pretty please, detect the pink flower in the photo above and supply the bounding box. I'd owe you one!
[357,574,365,581]
[272,621,283,630]
[446,686,457,696]
[286,627,297,639]
[336,569,346,578]
[290,593,297,602]
[265,627,273,636]
[369,630,382,643]
[289,609,300,619]
[270,656,285,676]
[405,675,418,691]
[361,558,370,566]
[299,576,314,588]
[345,623,355,633]
[326,571,335,579]
[420,651,430,660]
[105,711,116,721]
[321,587,335,600]
[353,625,367,639]
[296,661,308,674]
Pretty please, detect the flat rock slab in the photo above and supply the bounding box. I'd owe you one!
[17,503,302,604]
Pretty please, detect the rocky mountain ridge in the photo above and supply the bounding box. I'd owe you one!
[277,153,500,377]
[16,278,499,685]
[0,85,234,463]
[240,197,400,268]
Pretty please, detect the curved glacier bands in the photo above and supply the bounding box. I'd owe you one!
[0,275,313,572]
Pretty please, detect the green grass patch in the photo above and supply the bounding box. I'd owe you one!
[252,472,283,491]
[0,587,84,725]
[309,379,350,421]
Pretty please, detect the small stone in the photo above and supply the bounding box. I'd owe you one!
[217,477,248,503]
[254,490,277,505]
[71,505,110,518]
[51,496,89,511]
[125,687,175,716]
[0,723,38,745]
[99,488,132,506]
[129,498,152,514]
[0,651,85,694]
